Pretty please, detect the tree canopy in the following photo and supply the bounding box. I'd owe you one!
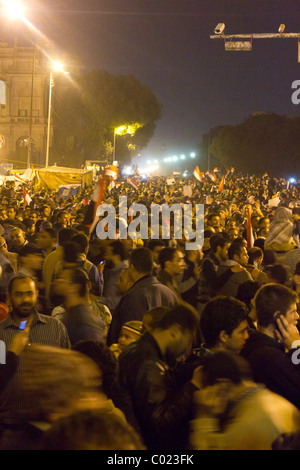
[51,70,162,167]
[207,112,300,177]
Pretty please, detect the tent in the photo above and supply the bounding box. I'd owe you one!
[33,166,93,191]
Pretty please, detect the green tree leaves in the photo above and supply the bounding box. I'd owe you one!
[52,70,161,167]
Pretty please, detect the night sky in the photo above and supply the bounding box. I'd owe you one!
[21,0,300,169]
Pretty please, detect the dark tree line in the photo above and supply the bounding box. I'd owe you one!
[203,112,300,177]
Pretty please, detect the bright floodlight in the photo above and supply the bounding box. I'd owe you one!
[190,153,196,158]
[52,61,64,72]
[180,155,185,159]
[3,0,25,19]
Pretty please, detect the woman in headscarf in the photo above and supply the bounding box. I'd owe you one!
[265,207,298,253]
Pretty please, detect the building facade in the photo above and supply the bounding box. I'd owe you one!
[0,38,49,168]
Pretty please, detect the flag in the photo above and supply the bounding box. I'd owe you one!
[173,170,181,175]
[107,176,115,192]
[213,167,219,173]
[218,175,225,192]
[14,173,26,183]
[23,187,32,206]
[193,166,205,182]
[83,172,108,232]
[231,167,235,173]
[206,171,217,182]
[105,164,118,179]
[127,177,139,190]
[128,207,134,223]
[247,207,254,250]
[262,172,268,178]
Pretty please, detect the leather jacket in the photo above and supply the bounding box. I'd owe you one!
[118,332,198,450]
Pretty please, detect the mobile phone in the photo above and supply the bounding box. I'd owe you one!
[19,321,27,330]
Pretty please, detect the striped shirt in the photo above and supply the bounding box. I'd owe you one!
[0,310,71,424]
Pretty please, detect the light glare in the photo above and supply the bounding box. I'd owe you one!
[3,0,25,19]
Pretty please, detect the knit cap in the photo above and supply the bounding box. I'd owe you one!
[121,321,143,336]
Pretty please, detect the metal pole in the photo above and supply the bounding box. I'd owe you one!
[210,32,300,40]
[113,130,116,164]
[27,46,35,168]
[208,132,210,172]
[45,72,52,168]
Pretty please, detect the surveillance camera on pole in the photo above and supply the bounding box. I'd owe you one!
[278,24,285,33]
[214,23,225,35]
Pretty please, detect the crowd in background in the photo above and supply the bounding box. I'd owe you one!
[0,172,300,450]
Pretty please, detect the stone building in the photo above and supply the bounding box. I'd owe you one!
[0,38,49,168]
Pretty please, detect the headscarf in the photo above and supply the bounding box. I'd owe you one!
[265,207,298,252]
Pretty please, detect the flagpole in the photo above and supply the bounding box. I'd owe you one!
[207,130,211,172]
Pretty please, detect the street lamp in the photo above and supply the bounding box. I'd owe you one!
[45,61,64,168]
[2,0,25,19]
[113,125,134,163]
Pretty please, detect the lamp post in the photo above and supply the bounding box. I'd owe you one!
[45,71,53,168]
[27,45,35,168]
[45,61,64,168]
[113,126,129,164]
[113,124,141,163]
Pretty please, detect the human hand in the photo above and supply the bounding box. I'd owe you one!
[97,261,105,274]
[8,327,30,356]
[274,315,300,351]
[231,264,246,273]
[249,267,261,279]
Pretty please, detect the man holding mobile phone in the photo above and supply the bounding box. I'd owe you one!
[242,284,300,409]
[0,324,30,394]
[0,274,71,426]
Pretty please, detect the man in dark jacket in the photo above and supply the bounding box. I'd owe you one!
[118,304,201,450]
[198,237,234,306]
[106,248,178,346]
[242,284,300,409]
[58,267,105,346]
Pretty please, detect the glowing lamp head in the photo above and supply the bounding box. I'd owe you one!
[52,61,64,72]
[3,0,25,19]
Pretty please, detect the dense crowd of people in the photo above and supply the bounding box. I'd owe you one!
[0,171,300,450]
